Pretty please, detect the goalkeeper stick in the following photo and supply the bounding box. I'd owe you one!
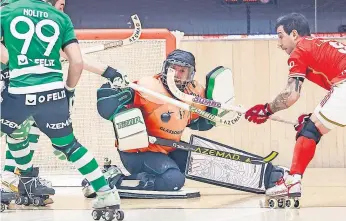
[61,14,142,63]
[149,136,278,164]
[165,68,296,125]
[129,82,242,127]
[81,14,142,53]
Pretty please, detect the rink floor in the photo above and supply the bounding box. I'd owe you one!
[1,168,346,221]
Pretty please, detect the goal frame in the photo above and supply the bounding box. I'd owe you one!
[75,28,177,57]
[44,28,177,187]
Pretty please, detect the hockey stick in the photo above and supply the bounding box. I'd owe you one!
[166,68,296,125]
[61,14,142,62]
[129,82,241,126]
[148,136,278,164]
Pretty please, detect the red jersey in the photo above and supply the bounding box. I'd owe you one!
[288,37,346,90]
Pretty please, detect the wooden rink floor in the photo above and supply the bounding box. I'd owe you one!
[1,168,346,221]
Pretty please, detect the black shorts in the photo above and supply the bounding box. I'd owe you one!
[1,88,73,139]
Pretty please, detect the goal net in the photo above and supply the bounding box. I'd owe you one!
[0,28,177,186]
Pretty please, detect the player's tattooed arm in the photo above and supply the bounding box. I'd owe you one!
[268,77,303,113]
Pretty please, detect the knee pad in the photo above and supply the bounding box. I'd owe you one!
[296,118,322,144]
[8,119,33,140]
[155,168,185,191]
[52,139,81,161]
[143,157,180,176]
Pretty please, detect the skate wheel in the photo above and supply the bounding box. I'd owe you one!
[268,199,278,209]
[92,210,102,220]
[115,210,124,221]
[33,197,43,207]
[278,198,285,208]
[1,203,6,212]
[294,199,300,209]
[23,197,30,206]
[285,199,295,208]
[15,196,24,205]
[104,211,115,221]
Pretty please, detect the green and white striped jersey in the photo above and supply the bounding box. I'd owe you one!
[0,0,77,94]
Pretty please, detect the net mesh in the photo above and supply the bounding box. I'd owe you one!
[1,36,172,176]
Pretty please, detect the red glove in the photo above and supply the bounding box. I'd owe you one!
[245,103,273,124]
[294,113,311,132]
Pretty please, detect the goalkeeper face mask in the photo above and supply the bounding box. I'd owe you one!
[162,59,195,91]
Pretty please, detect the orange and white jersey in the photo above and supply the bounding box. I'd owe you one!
[125,74,206,154]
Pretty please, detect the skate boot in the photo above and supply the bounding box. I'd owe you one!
[15,167,53,188]
[266,174,301,209]
[91,187,124,221]
[0,189,16,212]
[16,169,55,207]
[1,170,19,193]
[82,161,124,199]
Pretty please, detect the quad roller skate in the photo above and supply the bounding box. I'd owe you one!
[1,170,19,193]
[266,174,301,209]
[82,158,124,199]
[15,168,55,207]
[91,187,124,221]
[1,190,16,212]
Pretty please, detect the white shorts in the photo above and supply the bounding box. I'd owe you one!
[314,81,346,130]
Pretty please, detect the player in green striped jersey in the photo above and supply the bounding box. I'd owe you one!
[0,0,123,213]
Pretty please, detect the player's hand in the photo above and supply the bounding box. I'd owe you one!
[294,113,311,132]
[111,74,130,89]
[103,66,130,89]
[244,103,273,124]
[64,85,75,115]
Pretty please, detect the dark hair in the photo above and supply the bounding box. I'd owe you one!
[45,0,59,6]
[275,13,311,36]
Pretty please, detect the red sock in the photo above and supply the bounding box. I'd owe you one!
[290,136,317,175]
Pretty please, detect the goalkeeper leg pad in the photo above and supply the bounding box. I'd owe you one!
[112,108,149,151]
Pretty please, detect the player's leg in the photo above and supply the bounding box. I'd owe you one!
[266,83,345,205]
[168,148,189,173]
[118,150,186,191]
[33,88,120,209]
[0,92,53,206]
[2,120,53,193]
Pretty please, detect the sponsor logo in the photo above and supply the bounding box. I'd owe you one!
[161,111,174,122]
[320,87,334,107]
[0,69,9,81]
[189,106,216,121]
[0,119,20,129]
[25,94,37,105]
[220,112,242,125]
[46,118,72,129]
[38,90,66,103]
[25,91,66,105]
[192,96,221,108]
[160,127,184,135]
[18,55,28,66]
[34,59,55,67]
[116,116,144,129]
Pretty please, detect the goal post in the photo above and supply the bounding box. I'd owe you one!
[75,28,177,57]
[0,28,178,186]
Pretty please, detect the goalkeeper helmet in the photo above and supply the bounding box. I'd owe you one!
[161,49,196,92]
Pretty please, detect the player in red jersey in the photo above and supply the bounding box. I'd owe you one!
[244,13,346,199]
